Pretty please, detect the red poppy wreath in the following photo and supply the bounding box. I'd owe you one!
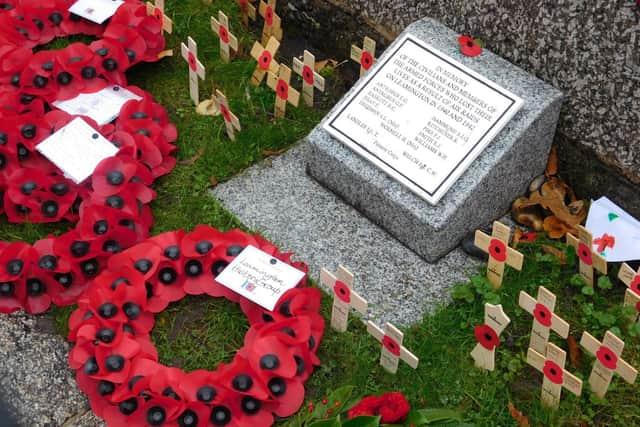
[0,0,177,314]
[68,226,325,427]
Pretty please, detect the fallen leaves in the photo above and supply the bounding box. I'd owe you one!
[261,148,288,157]
[178,148,204,165]
[568,335,581,368]
[545,144,558,176]
[507,402,530,427]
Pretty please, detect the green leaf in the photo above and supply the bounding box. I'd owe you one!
[581,285,595,296]
[341,415,381,427]
[594,311,617,327]
[414,408,464,424]
[597,276,613,290]
[570,274,586,288]
[484,293,501,305]
[451,284,474,303]
[309,417,342,427]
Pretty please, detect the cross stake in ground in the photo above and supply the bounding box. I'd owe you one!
[619,263,640,321]
[292,50,325,107]
[146,0,172,34]
[527,342,582,409]
[566,225,607,287]
[250,36,280,86]
[236,0,256,27]
[214,90,241,141]
[471,303,510,371]
[350,36,376,77]
[259,0,282,45]
[319,265,367,332]
[211,11,238,63]
[580,330,638,398]
[519,286,570,354]
[267,64,300,119]
[474,221,524,289]
[180,37,206,106]
[367,321,419,374]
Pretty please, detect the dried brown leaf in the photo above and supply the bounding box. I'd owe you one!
[314,59,328,72]
[261,148,287,157]
[543,216,572,239]
[178,148,204,165]
[545,144,558,176]
[157,49,174,59]
[507,402,530,427]
[209,176,219,187]
[568,335,581,368]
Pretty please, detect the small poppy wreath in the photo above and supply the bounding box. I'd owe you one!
[68,225,325,427]
[0,0,176,314]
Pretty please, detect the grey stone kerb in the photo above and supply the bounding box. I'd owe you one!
[305,17,563,262]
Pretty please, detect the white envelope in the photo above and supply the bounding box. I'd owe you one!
[585,196,640,262]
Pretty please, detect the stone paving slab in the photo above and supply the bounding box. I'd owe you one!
[212,142,481,326]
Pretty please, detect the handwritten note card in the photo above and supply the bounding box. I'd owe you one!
[69,0,125,24]
[216,245,306,310]
[53,85,142,126]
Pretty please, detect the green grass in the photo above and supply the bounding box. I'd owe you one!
[9,0,640,426]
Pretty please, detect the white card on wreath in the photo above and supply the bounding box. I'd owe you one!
[69,0,125,24]
[36,118,118,184]
[53,85,142,126]
[216,245,306,311]
[585,196,640,262]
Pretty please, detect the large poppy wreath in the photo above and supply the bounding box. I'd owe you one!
[0,0,176,314]
[68,226,324,427]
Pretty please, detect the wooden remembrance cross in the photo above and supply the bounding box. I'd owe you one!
[250,37,280,86]
[351,36,376,77]
[618,262,640,321]
[211,11,238,63]
[471,303,510,371]
[259,0,282,45]
[519,286,569,354]
[566,225,607,287]
[214,90,241,141]
[367,321,419,374]
[474,221,524,289]
[267,64,300,118]
[146,0,172,34]
[319,265,367,332]
[180,37,206,106]
[236,0,256,27]
[527,343,582,409]
[292,50,325,107]
[580,330,638,398]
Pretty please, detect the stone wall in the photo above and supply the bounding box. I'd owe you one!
[283,0,640,214]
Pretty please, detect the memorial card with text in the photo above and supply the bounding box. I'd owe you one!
[324,34,523,204]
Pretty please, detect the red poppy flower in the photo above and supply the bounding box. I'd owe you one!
[543,360,564,385]
[360,51,373,70]
[348,392,410,424]
[577,243,593,266]
[488,238,507,262]
[265,6,274,26]
[382,335,401,356]
[636,300,640,313]
[474,324,499,350]
[520,232,537,242]
[276,79,289,100]
[90,39,129,86]
[258,51,272,70]
[302,65,314,85]
[333,280,351,303]
[220,103,232,122]
[596,345,618,370]
[219,25,230,44]
[533,303,552,327]
[630,275,640,294]
[187,51,197,72]
[458,35,482,57]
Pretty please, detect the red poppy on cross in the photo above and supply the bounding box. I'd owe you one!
[146,0,172,34]
[236,0,256,27]
[474,221,524,289]
[350,36,376,77]
[211,11,238,63]
[292,50,325,107]
[518,286,569,354]
[366,321,418,374]
[180,37,205,106]
[214,90,241,141]
[470,303,510,371]
[566,225,608,287]
[250,36,280,86]
[259,0,282,45]
[527,343,582,409]
[266,64,300,119]
[319,265,367,332]
[618,263,640,321]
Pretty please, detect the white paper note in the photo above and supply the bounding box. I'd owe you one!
[216,245,306,311]
[69,0,125,24]
[586,196,640,262]
[53,85,142,126]
[36,118,118,184]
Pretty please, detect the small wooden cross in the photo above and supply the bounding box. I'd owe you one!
[474,221,524,289]
[566,225,608,287]
[250,36,280,87]
[519,286,570,355]
[619,263,640,321]
[267,64,300,119]
[580,330,638,398]
[214,90,241,141]
[236,0,256,27]
[180,37,206,106]
[366,321,419,374]
[471,303,510,371]
[292,50,325,107]
[351,36,376,77]
[146,0,172,34]
[527,343,583,409]
[319,265,367,332]
[259,0,283,45]
[211,11,238,63]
